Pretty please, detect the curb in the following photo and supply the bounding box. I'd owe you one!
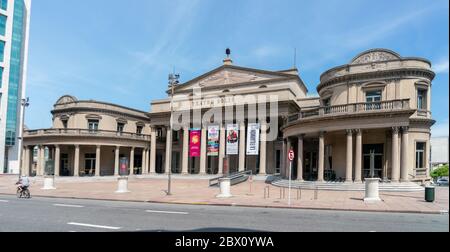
[0,192,446,215]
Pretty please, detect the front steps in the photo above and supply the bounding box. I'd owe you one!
[272,180,425,192]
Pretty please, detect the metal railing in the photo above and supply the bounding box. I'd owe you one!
[24,128,151,141]
[209,170,253,187]
[289,99,411,122]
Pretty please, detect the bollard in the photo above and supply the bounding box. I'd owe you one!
[41,176,56,190]
[115,176,130,193]
[297,188,302,200]
[216,178,232,198]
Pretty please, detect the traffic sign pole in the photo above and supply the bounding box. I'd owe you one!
[288,149,295,207]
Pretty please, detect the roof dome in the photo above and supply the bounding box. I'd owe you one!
[55,95,78,105]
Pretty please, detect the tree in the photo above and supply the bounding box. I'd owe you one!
[431,165,449,179]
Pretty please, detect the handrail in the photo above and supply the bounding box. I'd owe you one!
[288,99,411,122]
[24,128,151,140]
[209,170,253,187]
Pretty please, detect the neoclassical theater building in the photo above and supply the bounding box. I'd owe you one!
[22,49,435,184]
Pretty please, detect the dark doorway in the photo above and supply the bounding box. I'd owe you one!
[363,144,384,178]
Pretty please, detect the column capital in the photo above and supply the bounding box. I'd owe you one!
[354,129,362,135]
[298,134,305,140]
[319,131,326,137]
[401,126,409,133]
[392,127,400,134]
[96,145,102,149]
[54,144,60,148]
[74,144,80,148]
[346,129,354,136]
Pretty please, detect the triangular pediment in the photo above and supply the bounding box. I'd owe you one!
[174,65,295,93]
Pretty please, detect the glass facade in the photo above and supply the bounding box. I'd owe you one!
[0,14,6,36]
[6,0,26,146]
[0,0,7,11]
[0,40,5,61]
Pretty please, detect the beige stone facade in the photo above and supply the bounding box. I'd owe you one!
[23,49,435,183]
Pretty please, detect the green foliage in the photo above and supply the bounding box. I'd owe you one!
[431,165,449,179]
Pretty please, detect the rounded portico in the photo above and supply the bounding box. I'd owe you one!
[22,96,153,177]
[284,49,435,183]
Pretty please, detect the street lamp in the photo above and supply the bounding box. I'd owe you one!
[18,97,30,178]
[167,73,180,196]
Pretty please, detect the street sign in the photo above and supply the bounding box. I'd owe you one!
[288,149,295,161]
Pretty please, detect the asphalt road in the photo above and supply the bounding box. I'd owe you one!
[0,195,447,232]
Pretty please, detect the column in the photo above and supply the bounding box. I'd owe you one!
[281,139,286,177]
[239,121,246,172]
[318,132,325,182]
[130,147,135,176]
[346,129,353,183]
[259,122,267,175]
[182,127,189,175]
[391,127,400,182]
[74,145,80,177]
[354,130,362,183]
[95,146,101,177]
[199,126,207,175]
[54,145,61,177]
[401,127,409,182]
[24,147,31,176]
[297,135,304,181]
[141,148,148,175]
[218,124,226,175]
[114,146,120,176]
[36,146,42,176]
[165,127,172,174]
[150,127,157,174]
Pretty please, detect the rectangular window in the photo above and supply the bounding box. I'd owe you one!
[136,126,143,135]
[62,120,68,129]
[117,123,125,133]
[0,40,4,62]
[416,142,426,169]
[88,120,99,132]
[0,14,6,36]
[366,90,382,110]
[0,0,7,11]
[417,89,427,110]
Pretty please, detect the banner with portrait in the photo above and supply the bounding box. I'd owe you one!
[207,125,220,156]
[226,124,239,155]
[246,123,260,155]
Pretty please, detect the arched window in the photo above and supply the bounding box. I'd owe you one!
[259,85,268,89]
[223,89,230,93]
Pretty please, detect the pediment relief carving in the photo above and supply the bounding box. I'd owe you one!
[351,50,401,65]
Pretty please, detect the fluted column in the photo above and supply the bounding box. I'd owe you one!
[54,145,61,176]
[36,146,43,176]
[281,139,287,178]
[130,147,135,176]
[95,146,101,177]
[401,127,410,182]
[142,148,148,174]
[391,127,400,182]
[239,121,246,172]
[74,145,80,177]
[150,127,157,174]
[259,122,267,175]
[165,127,172,174]
[182,127,189,175]
[318,132,325,182]
[218,124,226,175]
[114,146,120,176]
[297,134,304,181]
[346,129,353,183]
[199,127,207,175]
[354,130,362,183]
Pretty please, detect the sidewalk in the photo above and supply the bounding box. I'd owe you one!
[0,175,448,214]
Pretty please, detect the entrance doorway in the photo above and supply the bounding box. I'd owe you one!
[304,151,318,181]
[363,144,384,178]
[84,154,96,176]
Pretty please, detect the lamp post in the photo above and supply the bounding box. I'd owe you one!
[167,73,180,196]
[18,97,30,178]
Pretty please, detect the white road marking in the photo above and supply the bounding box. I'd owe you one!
[53,204,84,208]
[0,200,9,203]
[67,222,121,230]
[145,210,189,215]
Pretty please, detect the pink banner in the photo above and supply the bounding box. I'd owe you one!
[189,129,201,157]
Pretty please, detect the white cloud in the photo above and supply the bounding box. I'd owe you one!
[433,58,449,74]
[432,120,449,137]
[252,45,282,58]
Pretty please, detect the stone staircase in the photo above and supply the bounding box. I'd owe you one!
[272,180,425,192]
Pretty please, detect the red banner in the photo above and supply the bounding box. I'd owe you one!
[189,129,201,157]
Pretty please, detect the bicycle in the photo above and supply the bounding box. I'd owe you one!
[16,186,31,199]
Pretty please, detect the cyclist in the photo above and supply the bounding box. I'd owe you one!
[16,176,30,193]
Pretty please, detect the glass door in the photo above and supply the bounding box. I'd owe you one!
[363,144,384,178]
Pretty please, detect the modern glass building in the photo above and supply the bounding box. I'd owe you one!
[0,0,31,174]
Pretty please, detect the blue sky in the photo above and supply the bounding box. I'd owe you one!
[25,0,449,136]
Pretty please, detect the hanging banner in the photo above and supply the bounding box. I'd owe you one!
[226,124,239,155]
[189,129,201,157]
[246,123,260,155]
[207,125,220,157]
